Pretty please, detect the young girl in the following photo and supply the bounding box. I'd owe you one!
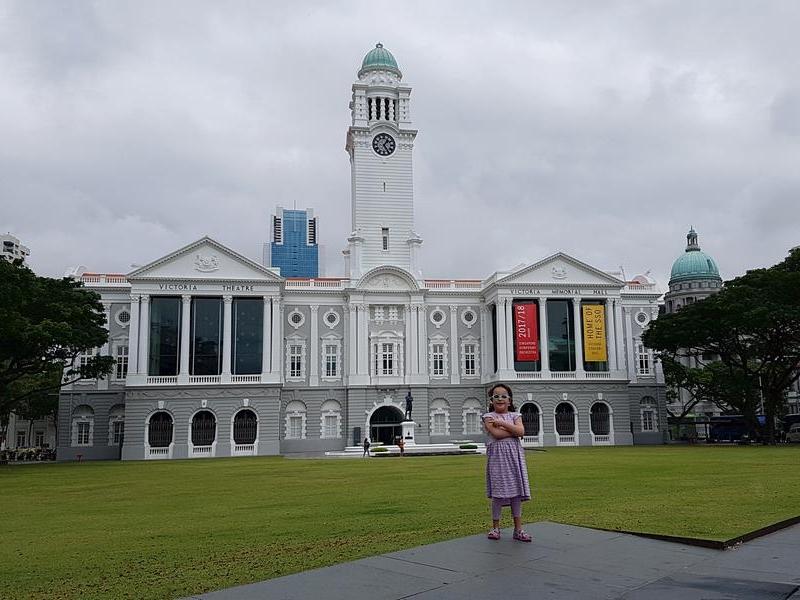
[483,383,532,542]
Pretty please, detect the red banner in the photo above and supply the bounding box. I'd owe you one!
[513,302,539,362]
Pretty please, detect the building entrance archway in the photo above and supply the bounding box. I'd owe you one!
[369,405,404,445]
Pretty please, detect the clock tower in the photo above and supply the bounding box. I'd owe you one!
[345,43,422,280]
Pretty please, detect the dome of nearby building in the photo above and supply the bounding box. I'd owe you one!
[359,43,401,77]
[669,228,721,284]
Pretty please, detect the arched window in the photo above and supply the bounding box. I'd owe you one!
[191,411,216,446]
[462,398,483,435]
[233,409,258,445]
[148,412,173,448]
[429,398,450,436]
[590,403,610,435]
[107,404,125,446]
[520,403,541,436]
[71,405,94,447]
[555,403,575,435]
[285,400,307,439]
[640,396,658,432]
[320,400,342,439]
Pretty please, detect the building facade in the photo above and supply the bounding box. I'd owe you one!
[1,233,30,263]
[1,412,56,453]
[663,228,723,431]
[57,44,667,461]
[266,207,319,278]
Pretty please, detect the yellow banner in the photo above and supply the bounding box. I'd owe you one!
[582,305,607,362]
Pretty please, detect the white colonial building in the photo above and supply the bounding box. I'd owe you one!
[57,44,666,461]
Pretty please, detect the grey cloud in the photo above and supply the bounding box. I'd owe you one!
[771,89,800,137]
[1,0,798,287]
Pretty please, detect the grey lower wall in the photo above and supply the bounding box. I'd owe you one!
[628,384,668,445]
[121,384,282,460]
[57,390,126,461]
[57,379,668,461]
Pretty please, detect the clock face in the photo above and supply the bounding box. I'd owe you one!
[372,133,396,156]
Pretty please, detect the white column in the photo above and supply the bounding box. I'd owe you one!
[417,305,428,378]
[261,297,272,378]
[309,305,319,386]
[221,296,233,382]
[409,304,419,377]
[99,302,112,390]
[404,304,413,379]
[357,303,369,376]
[539,298,550,373]
[624,307,636,380]
[127,295,140,376]
[411,304,420,375]
[348,304,358,378]
[138,295,150,378]
[614,300,625,374]
[606,299,617,371]
[479,306,489,378]
[504,297,514,373]
[271,299,282,378]
[179,295,192,383]
[573,297,585,375]
[449,305,459,384]
[495,300,506,372]
[277,302,285,380]
[101,303,112,355]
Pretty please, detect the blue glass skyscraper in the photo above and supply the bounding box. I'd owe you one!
[268,207,319,278]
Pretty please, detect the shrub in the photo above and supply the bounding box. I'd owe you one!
[459,444,477,450]
[372,447,389,453]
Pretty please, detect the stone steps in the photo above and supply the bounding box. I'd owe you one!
[325,442,485,458]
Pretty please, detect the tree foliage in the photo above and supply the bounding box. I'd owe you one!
[644,248,800,442]
[0,260,115,426]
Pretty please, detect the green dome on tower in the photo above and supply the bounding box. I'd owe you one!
[359,43,401,77]
[669,228,721,284]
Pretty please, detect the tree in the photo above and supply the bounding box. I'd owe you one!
[0,260,115,441]
[13,368,62,446]
[659,355,762,435]
[644,248,800,443]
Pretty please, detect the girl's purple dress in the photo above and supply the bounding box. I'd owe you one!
[483,411,531,503]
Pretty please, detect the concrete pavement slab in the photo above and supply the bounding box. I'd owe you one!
[619,574,796,600]
[187,521,800,600]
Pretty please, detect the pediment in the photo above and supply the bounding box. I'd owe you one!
[356,266,419,292]
[128,236,282,282]
[497,253,624,287]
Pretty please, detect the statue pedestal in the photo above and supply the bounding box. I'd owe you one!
[402,420,416,445]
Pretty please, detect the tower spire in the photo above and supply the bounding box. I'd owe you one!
[686,227,699,252]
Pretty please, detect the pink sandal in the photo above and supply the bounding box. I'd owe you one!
[487,528,501,540]
[513,529,532,542]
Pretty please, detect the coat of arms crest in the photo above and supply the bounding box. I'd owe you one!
[194,254,220,273]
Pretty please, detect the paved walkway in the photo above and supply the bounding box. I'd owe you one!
[188,522,800,599]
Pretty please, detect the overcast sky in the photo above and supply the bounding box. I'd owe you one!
[2,1,798,288]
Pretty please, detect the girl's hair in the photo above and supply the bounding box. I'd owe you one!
[487,383,515,411]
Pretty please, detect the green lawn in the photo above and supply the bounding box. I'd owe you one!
[2,446,799,600]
